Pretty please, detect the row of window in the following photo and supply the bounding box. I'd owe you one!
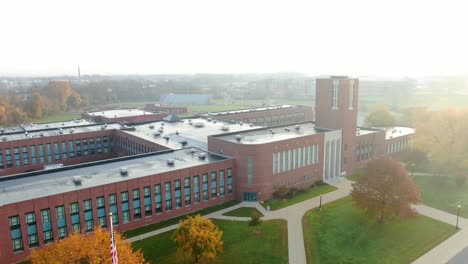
[0,135,112,170]
[386,139,411,154]
[272,144,320,174]
[237,112,307,127]
[115,136,155,156]
[8,168,233,252]
[356,140,374,162]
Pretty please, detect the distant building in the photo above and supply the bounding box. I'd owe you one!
[82,109,168,123]
[144,104,188,115]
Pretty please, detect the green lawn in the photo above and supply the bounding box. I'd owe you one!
[132,219,288,264]
[413,176,468,218]
[123,200,240,238]
[262,184,337,211]
[303,197,457,264]
[346,167,364,182]
[35,112,81,123]
[222,207,264,217]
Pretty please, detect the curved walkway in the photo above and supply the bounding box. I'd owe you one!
[127,178,467,264]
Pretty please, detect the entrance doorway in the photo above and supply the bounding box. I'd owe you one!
[243,192,258,201]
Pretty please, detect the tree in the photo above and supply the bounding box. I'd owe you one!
[412,108,468,176]
[364,105,396,126]
[351,157,421,223]
[66,92,82,108]
[171,215,223,264]
[30,227,145,264]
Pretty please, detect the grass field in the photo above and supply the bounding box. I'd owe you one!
[132,219,288,264]
[303,197,457,264]
[413,176,468,218]
[222,207,264,217]
[123,200,240,238]
[35,112,81,123]
[262,184,337,211]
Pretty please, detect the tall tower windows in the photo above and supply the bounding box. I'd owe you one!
[332,80,339,110]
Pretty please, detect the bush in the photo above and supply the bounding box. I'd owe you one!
[289,187,299,198]
[277,185,289,199]
[314,180,325,186]
[249,214,263,226]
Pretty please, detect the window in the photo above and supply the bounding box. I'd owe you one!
[30,145,37,165]
[211,171,217,198]
[54,142,60,160]
[332,79,339,110]
[10,215,23,252]
[46,143,52,163]
[193,176,200,203]
[69,140,75,158]
[154,184,162,214]
[175,180,182,209]
[219,170,225,196]
[0,149,4,169]
[83,139,89,156]
[247,157,253,188]
[97,197,106,228]
[38,145,45,164]
[227,169,233,194]
[84,200,94,232]
[96,137,102,154]
[76,140,81,157]
[202,174,209,201]
[133,189,141,219]
[70,202,80,233]
[184,177,191,206]
[62,141,67,160]
[14,147,21,167]
[144,186,152,216]
[25,212,39,247]
[121,191,130,223]
[56,206,67,240]
[165,182,172,210]
[22,146,29,165]
[90,138,95,155]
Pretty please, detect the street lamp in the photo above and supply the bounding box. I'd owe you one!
[456,204,461,230]
[319,195,323,211]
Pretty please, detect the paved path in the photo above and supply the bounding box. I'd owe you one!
[127,178,468,264]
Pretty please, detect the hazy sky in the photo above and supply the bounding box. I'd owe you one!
[0,0,467,77]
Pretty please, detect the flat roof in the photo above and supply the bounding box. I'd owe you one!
[0,123,121,142]
[0,119,96,135]
[200,105,307,117]
[122,118,262,150]
[0,148,229,206]
[356,128,381,136]
[213,122,326,145]
[86,109,155,118]
[371,126,415,139]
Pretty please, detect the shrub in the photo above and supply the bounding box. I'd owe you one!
[277,185,289,198]
[249,214,263,226]
[289,187,299,198]
[314,180,325,186]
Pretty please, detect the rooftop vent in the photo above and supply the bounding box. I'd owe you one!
[0,128,4,133]
[161,123,165,126]
[149,124,155,129]
[163,135,170,140]
[153,132,161,137]
[250,124,254,127]
[285,128,291,132]
[194,122,205,128]
[72,176,82,185]
[271,130,276,134]
[221,126,229,131]
[58,128,63,134]
[119,167,128,176]
[213,120,217,123]
[198,153,206,160]
[239,122,243,126]
[100,125,106,130]
[190,148,196,153]
[236,135,242,142]
[295,125,301,131]
[1,136,7,142]
[166,159,175,166]
[175,130,180,135]
[70,129,75,134]
[39,132,45,137]
[207,118,212,122]
[24,132,28,137]
[180,140,188,146]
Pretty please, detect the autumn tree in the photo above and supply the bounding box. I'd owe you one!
[172,215,223,264]
[30,227,145,264]
[364,105,396,127]
[412,108,468,176]
[351,157,421,223]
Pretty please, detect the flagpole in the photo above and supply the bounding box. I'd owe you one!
[109,212,118,264]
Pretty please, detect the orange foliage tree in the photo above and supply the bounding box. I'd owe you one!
[171,215,223,264]
[30,227,145,264]
[351,157,421,223]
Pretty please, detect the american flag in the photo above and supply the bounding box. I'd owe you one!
[110,213,118,264]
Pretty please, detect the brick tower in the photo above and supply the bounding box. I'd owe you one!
[315,76,359,175]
